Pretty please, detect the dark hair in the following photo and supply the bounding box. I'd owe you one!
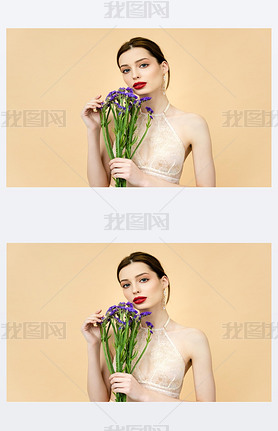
[117,251,170,304]
[117,37,170,90]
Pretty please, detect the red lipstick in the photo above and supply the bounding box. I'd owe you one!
[133,296,147,304]
[133,82,147,89]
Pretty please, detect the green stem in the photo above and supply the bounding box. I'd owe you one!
[100,324,114,374]
[131,328,151,374]
[130,116,152,159]
[100,110,114,160]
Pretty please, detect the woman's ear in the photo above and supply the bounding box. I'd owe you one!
[161,275,169,288]
[161,60,169,74]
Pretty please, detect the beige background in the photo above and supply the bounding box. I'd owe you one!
[6,29,271,187]
[7,243,271,401]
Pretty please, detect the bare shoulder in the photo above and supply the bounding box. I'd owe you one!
[170,320,207,341]
[167,106,210,148]
[170,106,209,130]
[169,320,209,350]
[182,327,209,344]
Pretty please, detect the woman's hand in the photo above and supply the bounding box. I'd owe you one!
[80,95,103,131]
[80,309,104,345]
[109,372,147,402]
[109,158,146,187]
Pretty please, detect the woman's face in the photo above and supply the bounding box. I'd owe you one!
[118,47,168,95]
[118,261,167,309]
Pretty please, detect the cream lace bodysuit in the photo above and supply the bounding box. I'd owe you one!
[111,317,186,401]
[112,102,186,185]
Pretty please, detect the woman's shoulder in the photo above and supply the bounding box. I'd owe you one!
[168,106,210,148]
[167,320,209,363]
[169,106,208,128]
[168,320,208,343]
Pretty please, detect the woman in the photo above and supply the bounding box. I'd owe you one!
[81,252,216,402]
[81,37,216,187]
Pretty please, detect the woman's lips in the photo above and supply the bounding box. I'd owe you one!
[133,297,147,304]
[133,82,146,89]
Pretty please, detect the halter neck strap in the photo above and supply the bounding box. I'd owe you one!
[140,316,171,331]
[163,316,171,328]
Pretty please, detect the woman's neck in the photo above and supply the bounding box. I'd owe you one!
[140,311,170,329]
[140,95,169,115]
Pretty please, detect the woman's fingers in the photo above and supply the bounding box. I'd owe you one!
[85,317,103,324]
[81,311,103,328]
[83,104,102,113]
[81,97,103,116]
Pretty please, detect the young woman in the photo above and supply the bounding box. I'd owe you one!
[81,252,216,402]
[81,37,216,187]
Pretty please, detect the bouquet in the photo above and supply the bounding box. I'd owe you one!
[99,301,154,402]
[99,87,154,187]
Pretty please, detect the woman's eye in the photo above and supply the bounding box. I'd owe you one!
[122,64,148,74]
[140,278,148,283]
[122,283,130,288]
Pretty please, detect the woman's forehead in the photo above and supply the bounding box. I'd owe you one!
[119,261,151,277]
[119,47,151,65]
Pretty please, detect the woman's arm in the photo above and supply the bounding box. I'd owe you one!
[87,127,112,187]
[189,115,216,187]
[87,327,116,402]
[81,95,112,187]
[189,329,216,401]
[87,342,111,401]
[81,310,114,401]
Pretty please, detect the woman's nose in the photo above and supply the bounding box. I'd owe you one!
[132,69,140,80]
[132,283,140,294]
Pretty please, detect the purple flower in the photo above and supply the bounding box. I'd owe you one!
[146,321,154,329]
[145,106,154,114]
[127,308,137,314]
[115,317,126,325]
[126,93,138,99]
[140,97,151,102]
[114,102,126,110]
[145,321,154,334]
[140,311,152,317]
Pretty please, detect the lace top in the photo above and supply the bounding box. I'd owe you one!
[112,102,186,185]
[111,317,186,401]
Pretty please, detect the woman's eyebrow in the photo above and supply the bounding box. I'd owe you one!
[119,57,149,68]
[120,272,149,282]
